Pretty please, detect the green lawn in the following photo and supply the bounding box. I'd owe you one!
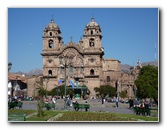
[8,109,35,116]
[8,110,158,122]
[26,111,59,121]
[56,111,158,122]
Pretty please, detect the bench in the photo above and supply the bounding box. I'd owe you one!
[45,103,55,110]
[8,102,17,109]
[133,107,151,116]
[16,102,23,109]
[8,113,26,121]
[73,104,90,111]
[8,102,23,109]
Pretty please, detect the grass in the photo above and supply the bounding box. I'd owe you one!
[8,110,158,122]
[56,111,158,122]
[8,109,35,116]
[26,111,59,121]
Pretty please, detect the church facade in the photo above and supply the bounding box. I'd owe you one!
[41,18,126,97]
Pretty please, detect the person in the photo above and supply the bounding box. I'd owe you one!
[67,97,71,107]
[116,97,119,108]
[140,102,145,108]
[101,94,104,104]
[74,101,79,111]
[52,96,56,104]
[133,98,139,107]
[85,101,88,112]
[129,98,133,109]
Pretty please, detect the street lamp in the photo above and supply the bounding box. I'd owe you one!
[8,62,12,72]
[45,77,49,98]
[59,56,69,110]
[130,67,136,98]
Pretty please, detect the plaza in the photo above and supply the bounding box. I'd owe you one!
[21,99,133,114]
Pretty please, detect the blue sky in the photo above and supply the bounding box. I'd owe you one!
[8,8,158,73]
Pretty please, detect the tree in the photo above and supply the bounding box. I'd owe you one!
[48,85,65,98]
[36,81,45,117]
[135,65,158,104]
[120,91,127,98]
[94,85,116,98]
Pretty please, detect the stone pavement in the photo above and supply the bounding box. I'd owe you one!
[22,99,134,115]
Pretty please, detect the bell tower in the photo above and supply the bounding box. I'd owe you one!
[42,19,63,51]
[83,18,103,49]
[82,18,104,96]
[41,19,63,85]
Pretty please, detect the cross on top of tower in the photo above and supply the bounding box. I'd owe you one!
[70,36,73,42]
[51,15,54,22]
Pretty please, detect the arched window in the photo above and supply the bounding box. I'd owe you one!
[107,76,110,85]
[90,69,94,75]
[91,30,93,35]
[48,40,54,48]
[107,76,110,83]
[48,70,52,76]
[89,38,95,47]
[50,32,52,36]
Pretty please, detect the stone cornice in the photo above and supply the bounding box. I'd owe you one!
[84,75,99,78]
[41,42,104,56]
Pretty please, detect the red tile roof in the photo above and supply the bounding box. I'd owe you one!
[8,73,27,83]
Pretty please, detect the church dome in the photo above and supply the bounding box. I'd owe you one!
[44,19,60,31]
[86,18,99,27]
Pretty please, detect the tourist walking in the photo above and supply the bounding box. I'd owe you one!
[116,97,119,108]
[52,96,56,109]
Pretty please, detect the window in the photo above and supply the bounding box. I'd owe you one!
[91,30,93,35]
[89,38,95,47]
[107,76,110,82]
[48,70,52,76]
[69,66,73,74]
[90,58,94,63]
[90,69,94,75]
[50,32,52,36]
[49,40,54,48]
[48,59,52,64]
[107,76,110,85]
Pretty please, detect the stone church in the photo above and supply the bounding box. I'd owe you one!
[40,18,135,98]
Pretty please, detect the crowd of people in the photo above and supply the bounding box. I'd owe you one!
[8,95,33,102]
[128,98,154,109]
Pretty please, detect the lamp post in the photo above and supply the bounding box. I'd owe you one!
[46,77,49,98]
[8,62,12,72]
[59,56,69,110]
[130,66,136,98]
[15,76,18,96]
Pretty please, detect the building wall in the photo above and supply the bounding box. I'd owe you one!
[27,75,43,97]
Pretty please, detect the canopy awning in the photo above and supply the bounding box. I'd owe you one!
[66,86,88,90]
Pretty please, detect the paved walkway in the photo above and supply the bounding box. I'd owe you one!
[22,99,134,115]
